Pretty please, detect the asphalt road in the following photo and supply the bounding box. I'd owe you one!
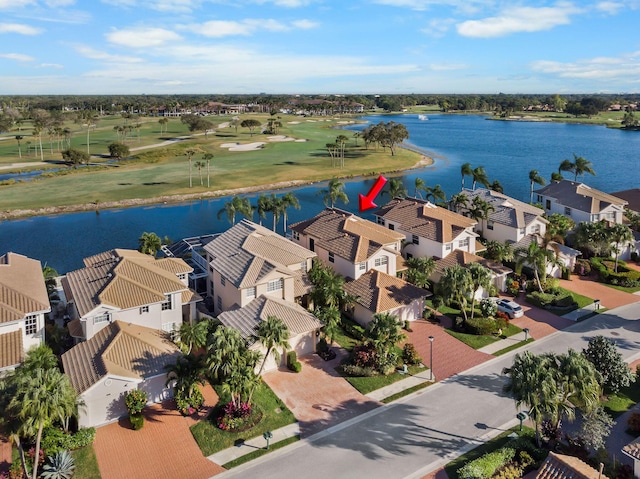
[216,302,640,479]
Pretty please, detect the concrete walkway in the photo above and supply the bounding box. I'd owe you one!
[478,330,530,355]
[366,367,434,402]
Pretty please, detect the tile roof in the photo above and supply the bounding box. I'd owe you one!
[0,252,50,324]
[61,321,181,394]
[461,188,546,228]
[611,188,640,213]
[536,452,608,479]
[344,270,430,313]
[0,329,23,369]
[63,249,192,317]
[289,208,404,263]
[374,198,476,243]
[217,295,322,344]
[534,180,627,214]
[203,220,316,289]
[433,250,513,276]
[623,437,640,461]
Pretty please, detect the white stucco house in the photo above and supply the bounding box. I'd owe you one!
[203,220,317,316]
[61,321,181,428]
[62,249,200,342]
[217,294,322,372]
[457,188,548,243]
[374,198,479,260]
[344,270,430,327]
[289,208,405,280]
[0,252,51,372]
[534,180,627,225]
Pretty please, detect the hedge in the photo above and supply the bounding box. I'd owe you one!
[457,447,516,479]
[464,317,507,336]
[590,257,640,287]
[41,427,96,454]
[526,291,577,310]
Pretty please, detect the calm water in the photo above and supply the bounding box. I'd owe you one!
[1,114,638,274]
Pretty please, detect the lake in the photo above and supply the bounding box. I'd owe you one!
[1,114,638,274]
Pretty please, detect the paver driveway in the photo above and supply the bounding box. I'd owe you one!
[94,385,225,479]
[508,294,575,339]
[0,435,10,474]
[263,349,380,437]
[559,273,640,309]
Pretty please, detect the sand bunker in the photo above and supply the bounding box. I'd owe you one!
[220,142,265,151]
[287,121,301,124]
[267,135,295,142]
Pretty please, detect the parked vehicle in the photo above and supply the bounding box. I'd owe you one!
[489,298,524,319]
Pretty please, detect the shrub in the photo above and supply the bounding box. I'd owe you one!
[217,402,253,431]
[403,320,412,332]
[628,412,640,434]
[465,317,500,336]
[457,447,515,479]
[352,344,378,369]
[286,351,297,367]
[561,266,571,280]
[631,251,639,263]
[42,427,96,454]
[129,413,144,430]
[402,343,422,365]
[125,389,147,414]
[526,290,577,310]
[40,450,75,479]
[342,319,366,340]
[341,364,377,377]
[575,259,592,276]
[290,361,302,373]
[479,298,498,318]
[492,464,523,479]
[496,311,509,322]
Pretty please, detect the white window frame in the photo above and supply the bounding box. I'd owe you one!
[412,235,419,245]
[140,305,149,314]
[564,206,572,216]
[267,279,283,293]
[487,221,494,230]
[445,243,452,251]
[94,313,110,325]
[178,273,186,280]
[459,238,469,248]
[374,256,388,267]
[357,262,367,271]
[220,275,226,286]
[25,314,38,335]
[161,294,172,311]
[328,252,335,263]
[292,231,300,241]
[376,217,385,226]
[246,287,256,299]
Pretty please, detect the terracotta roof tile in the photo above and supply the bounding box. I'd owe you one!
[344,270,430,313]
[534,180,627,214]
[622,437,640,461]
[0,252,50,324]
[536,452,608,479]
[433,250,512,276]
[374,198,476,243]
[0,329,23,369]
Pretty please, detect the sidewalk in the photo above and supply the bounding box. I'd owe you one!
[478,330,530,355]
[366,367,434,402]
[560,301,602,321]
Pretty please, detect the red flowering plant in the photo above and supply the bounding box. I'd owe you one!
[217,401,253,431]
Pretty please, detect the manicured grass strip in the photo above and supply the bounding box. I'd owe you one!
[381,381,431,404]
[190,383,296,457]
[493,339,534,357]
[71,445,102,479]
[445,330,499,350]
[344,365,426,395]
[603,380,640,418]
[558,287,593,309]
[222,435,300,469]
[606,284,640,293]
[444,426,535,479]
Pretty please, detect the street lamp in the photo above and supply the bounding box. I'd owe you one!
[428,335,434,381]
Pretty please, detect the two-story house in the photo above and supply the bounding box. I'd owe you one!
[458,188,548,243]
[374,198,478,260]
[0,252,51,372]
[534,180,627,225]
[203,219,317,316]
[62,249,199,342]
[289,208,405,280]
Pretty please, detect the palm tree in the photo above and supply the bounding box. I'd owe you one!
[176,321,208,355]
[438,265,473,322]
[317,178,349,208]
[483,240,514,264]
[515,241,561,292]
[308,260,348,310]
[165,354,205,402]
[83,110,98,156]
[336,134,349,168]
[404,256,436,289]
[255,194,273,226]
[218,196,252,226]
[571,154,596,181]
[382,178,407,201]
[138,232,162,256]
[20,344,58,372]
[281,192,300,234]
[558,159,574,180]
[528,170,546,203]
[609,223,634,272]
[194,161,205,186]
[268,194,286,232]
[490,180,504,193]
[315,306,341,346]
[206,326,246,381]
[254,316,290,379]
[184,148,201,188]
[471,166,490,190]
[203,153,214,188]
[425,184,446,204]
[469,196,495,235]
[467,263,492,319]
[449,192,469,213]
[15,135,23,159]
[365,312,406,368]
[460,162,473,191]
[413,178,426,199]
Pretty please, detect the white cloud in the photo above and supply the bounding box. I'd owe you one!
[253,0,315,7]
[0,0,36,8]
[106,27,183,48]
[429,62,468,71]
[531,52,640,82]
[456,4,582,38]
[0,23,42,34]
[184,18,316,37]
[0,53,34,61]
[291,19,318,29]
[421,17,455,37]
[37,62,63,68]
[371,0,491,14]
[74,44,143,63]
[595,1,624,14]
[100,0,197,13]
[45,0,75,6]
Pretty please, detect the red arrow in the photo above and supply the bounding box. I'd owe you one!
[359,175,388,212]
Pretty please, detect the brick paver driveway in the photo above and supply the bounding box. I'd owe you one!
[559,273,640,309]
[406,318,493,381]
[263,350,380,437]
[0,435,10,474]
[508,293,575,339]
[94,385,225,479]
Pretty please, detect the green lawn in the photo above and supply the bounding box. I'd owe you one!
[603,379,640,418]
[606,283,640,293]
[444,426,536,479]
[446,323,523,350]
[332,318,363,352]
[558,287,593,309]
[190,382,295,457]
[493,339,534,356]
[381,381,431,404]
[222,436,300,469]
[344,365,427,395]
[71,445,102,479]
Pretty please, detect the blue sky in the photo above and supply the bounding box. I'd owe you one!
[1,0,639,95]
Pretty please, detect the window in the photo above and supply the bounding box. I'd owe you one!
[292,231,300,241]
[545,200,551,210]
[140,305,149,314]
[217,296,222,311]
[309,238,315,252]
[25,315,37,335]
[519,228,525,235]
[357,262,367,271]
[487,221,494,230]
[564,206,572,216]
[459,238,469,248]
[531,224,540,234]
[246,287,256,299]
[376,217,385,226]
[445,243,452,251]
[161,294,172,311]
[209,265,214,273]
[536,195,543,203]
[94,313,110,325]
[328,252,335,263]
[178,273,186,280]
[300,261,307,272]
[412,235,419,245]
[220,275,226,286]
[267,279,283,292]
[388,224,395,231]
[374,256,388,267]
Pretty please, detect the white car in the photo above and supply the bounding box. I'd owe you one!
[490,298,524,319]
